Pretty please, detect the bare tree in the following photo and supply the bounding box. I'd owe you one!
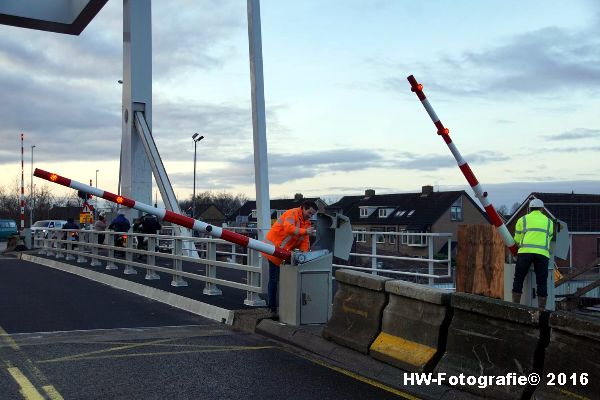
[179,191,249,218]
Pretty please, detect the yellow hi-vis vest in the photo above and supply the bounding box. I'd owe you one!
[513,210,554,258]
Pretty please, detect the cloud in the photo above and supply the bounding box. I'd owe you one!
[385,17,600,97]
[389,151,509,171]
[544,128,600,141]
[169,148,384,189]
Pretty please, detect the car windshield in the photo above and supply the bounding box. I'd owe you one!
[32,221,50,227]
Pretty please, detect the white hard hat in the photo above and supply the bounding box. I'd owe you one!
[529,198,544,208]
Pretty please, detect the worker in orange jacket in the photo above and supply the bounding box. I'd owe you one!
[264,200,318,312]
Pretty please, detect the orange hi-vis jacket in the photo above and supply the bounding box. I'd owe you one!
[264,207,312,266]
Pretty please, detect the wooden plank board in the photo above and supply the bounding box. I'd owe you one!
[456,224,505,299]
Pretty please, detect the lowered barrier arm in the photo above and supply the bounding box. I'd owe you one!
[407,75,517,256]
[34,168,292,263]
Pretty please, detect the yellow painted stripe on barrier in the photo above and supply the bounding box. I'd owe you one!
[7,367,45,400]
[556,388,590,400]
[42,385,65,400]
[370,332,436,368]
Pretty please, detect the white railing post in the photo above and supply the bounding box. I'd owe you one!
[123,233,137,274]
[105,233,118,270]
[428,235,434,286]
[145,236,160,280]
[244,247,265,306]
[171,238,187,286]
[371,232,378,275]
[65,230,76,261]
[76,230,87,263]
[90,231,102,267]
[203,241,222,295]
[230,243,237,264]
[37,231,46,255]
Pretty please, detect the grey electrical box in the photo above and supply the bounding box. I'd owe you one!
[278,212,353,326]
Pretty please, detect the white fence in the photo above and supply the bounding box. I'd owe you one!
[33,227,456,305]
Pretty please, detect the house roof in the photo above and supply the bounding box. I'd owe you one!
[337,190,482,230]
[326,195,363,214]
[232,197,323,219]
[510,192,600,232]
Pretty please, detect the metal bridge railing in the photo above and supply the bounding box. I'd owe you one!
[34,228,265,306]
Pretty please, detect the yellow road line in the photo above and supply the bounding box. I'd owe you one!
[42,385,65,400]
[38,345,276,363]
[283,349,420,400]
[7,367,45,400]
[0,326,20,350]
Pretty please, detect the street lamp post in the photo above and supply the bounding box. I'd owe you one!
[191,133,204,219]
[30,145,36,227]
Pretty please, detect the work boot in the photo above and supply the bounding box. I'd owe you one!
[538,296,547,310]
[512,292,522,304]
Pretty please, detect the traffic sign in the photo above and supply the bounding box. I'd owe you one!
[81,202,94,213]
[80,213,94,224]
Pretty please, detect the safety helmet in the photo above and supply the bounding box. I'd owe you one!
[529,198,544,208]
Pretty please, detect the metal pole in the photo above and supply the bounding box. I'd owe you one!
[407,75,518,256]
[30,144,36,226]
[95,169,99,219]
[20,133,25,232]
[193,139,197,218]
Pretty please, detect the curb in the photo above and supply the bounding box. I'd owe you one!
[20,253,235,325]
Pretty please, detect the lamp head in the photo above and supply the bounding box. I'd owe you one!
[192,133,205,142]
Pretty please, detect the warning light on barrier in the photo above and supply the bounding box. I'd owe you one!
[50,174,58,182]
[116,196,124,204]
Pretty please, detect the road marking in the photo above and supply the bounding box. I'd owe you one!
[38,345,276,363]
[0,324,65,400]
[7,367,45,400]
[283,349,421,400]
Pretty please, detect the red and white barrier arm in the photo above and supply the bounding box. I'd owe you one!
[406,75,518,256]
[34,168,291,262]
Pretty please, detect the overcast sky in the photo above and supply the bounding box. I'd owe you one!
[1,0,599,209]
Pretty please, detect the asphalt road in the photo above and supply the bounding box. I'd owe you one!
[0,258,407,399]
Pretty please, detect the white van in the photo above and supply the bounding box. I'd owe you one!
[31,220,67,238]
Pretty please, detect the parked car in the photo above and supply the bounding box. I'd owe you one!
[30,220,67,238]
[158,226,174,253]
[0,219,17,241]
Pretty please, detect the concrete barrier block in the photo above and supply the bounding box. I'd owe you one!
[370,281,451,372]
[434,293,548,400]
[532,312,600,400]
[322,269,392,354]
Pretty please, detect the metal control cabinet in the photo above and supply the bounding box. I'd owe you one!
[279,252,333,325]
[278,212,353,326]
[504,219,569,310]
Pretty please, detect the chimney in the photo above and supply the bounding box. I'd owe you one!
[294,193,303,201]
[421,185,434,196]
[365,189,375,197]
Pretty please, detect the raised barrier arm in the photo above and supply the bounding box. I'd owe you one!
[34,168,291,262]
[406,75,517,256]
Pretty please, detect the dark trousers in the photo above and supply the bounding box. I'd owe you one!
[267,261,280,311]
[512,253,549,297]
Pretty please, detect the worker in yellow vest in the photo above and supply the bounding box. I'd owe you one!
[512,198,554,309]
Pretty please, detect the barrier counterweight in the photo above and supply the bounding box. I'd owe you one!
[406,75,517,256]
[34,168,291,262]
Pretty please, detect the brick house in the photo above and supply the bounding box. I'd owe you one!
[507,192,600,273]
[328,186,489,258]
[230,193,327,231]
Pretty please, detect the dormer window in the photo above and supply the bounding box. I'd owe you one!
[360,208,368,217]
[378,208,387,218]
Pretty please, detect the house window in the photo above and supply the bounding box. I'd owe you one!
[360,208,368,218]
[370,228,385,244]
[451,197,463,221]
[378,208,387,218]
[354,228,366,243]
[251,210,257,219]
[408,232,428,247]
[407,210,415,217]
[396,210,406,217]
[386,227,396,244]
[400,230,408,245]
[276,210,284,219]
